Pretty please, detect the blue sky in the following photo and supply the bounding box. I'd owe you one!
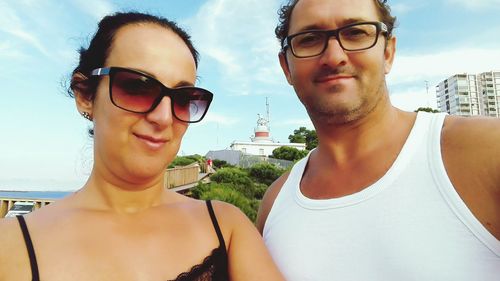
[1,0,500,191]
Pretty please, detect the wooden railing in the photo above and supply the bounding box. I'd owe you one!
[164,163,200,189]
[0,199,53,218]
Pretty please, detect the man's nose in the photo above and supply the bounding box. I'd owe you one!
[318,36,348,66]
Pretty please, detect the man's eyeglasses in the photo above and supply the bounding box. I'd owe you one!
[282,21,388,58]
[91,67,213,123]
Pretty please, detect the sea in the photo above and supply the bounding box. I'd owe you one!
[0,190,71,200]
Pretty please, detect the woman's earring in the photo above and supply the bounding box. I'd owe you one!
[81,112,92,121]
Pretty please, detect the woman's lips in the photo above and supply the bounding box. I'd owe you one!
[134,133,168,150]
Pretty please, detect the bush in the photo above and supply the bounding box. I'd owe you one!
[248,162,285,186]
[196,183,259,222]
[190,182,211,199]
[212,159,234,169]
[253,183,269,200]
[210,168,254,197]
[168,155,201,168]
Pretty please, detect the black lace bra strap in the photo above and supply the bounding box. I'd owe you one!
[16,215,40,281]
[205,200,227,251]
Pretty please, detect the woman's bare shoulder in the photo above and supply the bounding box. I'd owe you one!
[0,217,32,279]
[207,200,255,237]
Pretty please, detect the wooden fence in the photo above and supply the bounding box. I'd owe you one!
[164,163,201,189]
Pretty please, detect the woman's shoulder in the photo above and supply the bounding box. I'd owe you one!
[171,197,251,236]
[0,217,33,279]
[206,200,256,242]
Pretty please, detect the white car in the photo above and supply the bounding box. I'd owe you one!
[4,202,36,218]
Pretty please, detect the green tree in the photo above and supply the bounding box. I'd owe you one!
[415,107,440,113]
[288,126,318,150]
[272,146,308,162]
[288,126,308,143]
[305,129,318,150]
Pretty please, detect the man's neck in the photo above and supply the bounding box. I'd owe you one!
[315,102,414,166]
[302,104,417,198]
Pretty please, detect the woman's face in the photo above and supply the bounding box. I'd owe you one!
[81,23,197,187]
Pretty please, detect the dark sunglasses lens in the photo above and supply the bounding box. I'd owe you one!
[172,88,212,122]
[111,71,161,112]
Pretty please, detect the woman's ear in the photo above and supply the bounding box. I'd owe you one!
[72,72,94,119]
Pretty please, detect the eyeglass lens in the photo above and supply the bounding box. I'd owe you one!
[110,70,211,122]
[290,23,379,57]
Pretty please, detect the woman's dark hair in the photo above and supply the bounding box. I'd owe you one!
[275,0,397,48]
[69,11,199,100]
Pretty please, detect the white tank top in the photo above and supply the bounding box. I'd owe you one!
[263,112,500,281]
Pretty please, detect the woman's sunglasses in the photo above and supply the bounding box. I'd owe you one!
[91,67,213,123]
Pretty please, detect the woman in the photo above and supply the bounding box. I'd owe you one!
[0,12,283,281]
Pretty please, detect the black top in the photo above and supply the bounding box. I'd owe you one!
[17,200,229,281]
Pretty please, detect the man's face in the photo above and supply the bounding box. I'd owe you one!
[280,0,396,125]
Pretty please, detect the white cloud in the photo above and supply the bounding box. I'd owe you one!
[274,118,315,129]
[0,41,27,60]
[185,0,283,97]
[201,111,239,126]
[387,47,500,112]
[73,0,115,20]
[391,3,421,14]
[0,1,58,58]
[389,87,438,112]
[446,0,500,9]
[388,47,500,86]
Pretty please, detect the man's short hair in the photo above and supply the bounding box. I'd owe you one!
[275,0,397,45]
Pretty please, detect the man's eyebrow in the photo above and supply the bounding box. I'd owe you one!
[297,17,370,32]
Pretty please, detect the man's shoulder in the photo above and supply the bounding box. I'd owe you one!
[441,115,500,174]
[443,115,500,141]
[256,171,291,234]
[441,115,500,239]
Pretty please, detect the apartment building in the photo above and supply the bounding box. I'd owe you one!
[436,71,500,117]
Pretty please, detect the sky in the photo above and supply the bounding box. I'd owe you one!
[1,0,500,191]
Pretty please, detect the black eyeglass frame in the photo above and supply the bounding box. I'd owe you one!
[282,21,388,58]
[91,67,213,123]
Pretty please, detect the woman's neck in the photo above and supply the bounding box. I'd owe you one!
[77,172,168,214]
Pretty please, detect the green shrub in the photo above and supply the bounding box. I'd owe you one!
[197,183,259,222]
[212,159,234,169]
[190,182,211,199]
[248,162,285,186]
[210,168,254,197]
[168,155,200,168]
[253,183,269,200]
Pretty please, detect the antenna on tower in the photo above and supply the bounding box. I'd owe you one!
[266,97,270,131]
[425,80,430,107]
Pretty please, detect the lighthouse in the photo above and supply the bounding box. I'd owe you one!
[251,98,273,143]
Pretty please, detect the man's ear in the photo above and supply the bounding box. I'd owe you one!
[279,52,293,85]
[383,36,396,74]
[72,72,94,118]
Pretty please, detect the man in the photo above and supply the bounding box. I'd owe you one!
[256,0,500,280]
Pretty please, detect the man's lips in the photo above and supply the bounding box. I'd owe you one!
[314,74,354,83]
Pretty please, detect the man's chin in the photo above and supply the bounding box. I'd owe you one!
[306,102,364,125]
